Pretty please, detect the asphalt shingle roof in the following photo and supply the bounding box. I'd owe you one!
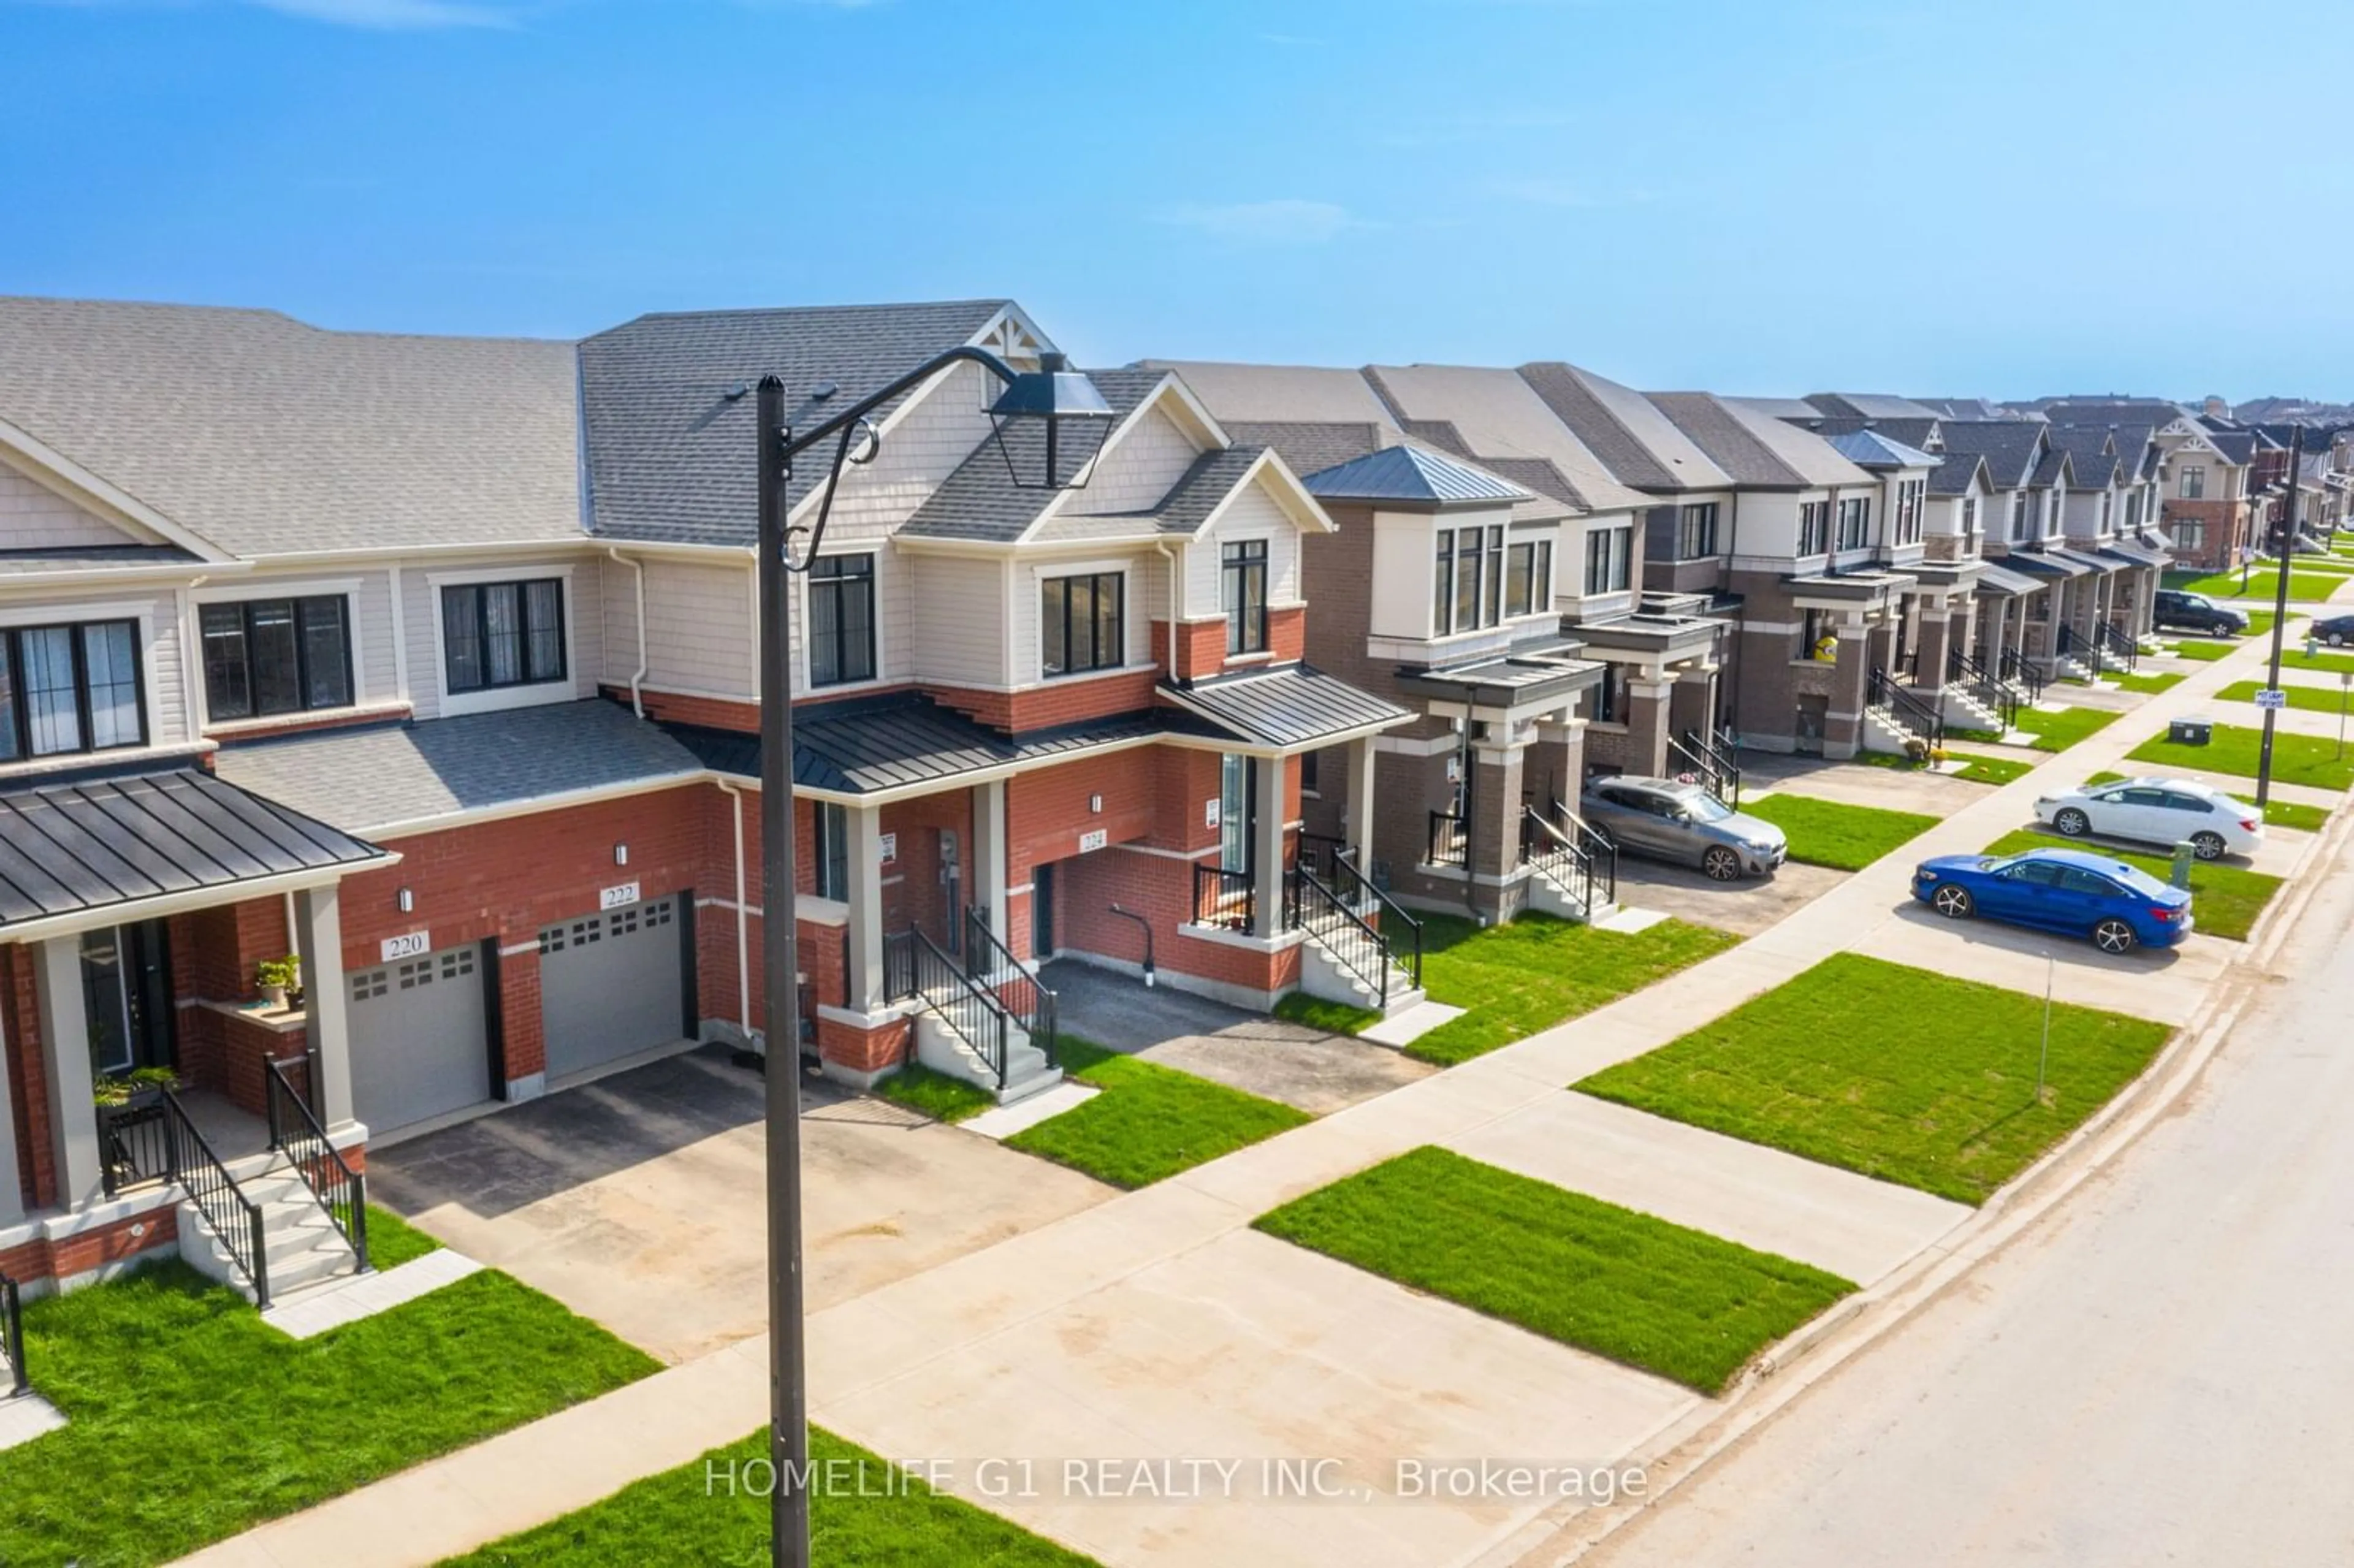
[1929,452,1990,497]
[1220,422,1385,480]
[1647,394,1873,488]
[1936,421,2049,487]
[2046,427,2122,487]
[579,300,1014,547]
[0,296,582,559]
[1807,392,1943,422]
[899,368,1165,544]
[1518,362,1732,492]
[212,701,704,837]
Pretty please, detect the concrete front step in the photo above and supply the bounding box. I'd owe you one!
[179,1192,359,1304]
[911,1008,1066,1105]
[1861,707,1925,756]
[1940,687,2003,732]
[1298,937,1420,1018]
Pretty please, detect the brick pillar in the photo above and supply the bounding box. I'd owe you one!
[1529,716,1587,808]
[1624,677,1673,776]
[1866,616,1899,681]
[1823,621,1871,760]
[1916,603,1953,691]
[1470,739,1527,923]
[1669,668,1715,745]
[500,945,546,1099]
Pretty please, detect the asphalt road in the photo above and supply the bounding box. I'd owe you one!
[1586,830,2354,1568]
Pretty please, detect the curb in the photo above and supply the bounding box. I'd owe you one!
[1488,737,2354,1568]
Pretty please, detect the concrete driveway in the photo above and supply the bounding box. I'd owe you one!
[1610,854,1847,938]
[370,1045,1111,1361]
[1043,959,1434,1114]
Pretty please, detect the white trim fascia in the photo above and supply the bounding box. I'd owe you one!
[188,576,365,604]
[0,561,253,595]
[0,855,397,946]
[0,418,234,561]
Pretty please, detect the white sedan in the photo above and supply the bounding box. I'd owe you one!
[2033,777,2264,861]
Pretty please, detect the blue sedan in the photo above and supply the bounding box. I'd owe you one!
[1911,847,2194,954]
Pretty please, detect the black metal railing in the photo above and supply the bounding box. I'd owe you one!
[266,1057,369,1275]
[0,1271,25,1399]
[1670,726,1743,807]
[97,1096,177,1197]
[1868,666,1946,750]
[1948,646,2023,730]
[886,924,1011,1089]
[963,908,1058,1070]
[1426,809,1469,869]
[1285,866,1400,1012]
[1551,797,1618,906]
[1522,805,1609,918]
[1998,644,2048,707]
[1322,848,1423,991]
[2096,618,2141,671]
[1192,862,1256,931]
[161,1090,271,1309]
[1296,830,1349,884]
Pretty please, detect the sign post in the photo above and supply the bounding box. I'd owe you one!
[2341,671,2350,760]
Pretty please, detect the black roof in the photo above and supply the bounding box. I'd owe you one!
[1157,665,1411,749]
[0,768,388,930]
[1938,421,2048,487]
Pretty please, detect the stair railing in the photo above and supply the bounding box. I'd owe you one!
[2096,618,2141,671]
[1286,866,1395,1013]
[0,1271,24,1398]
[886,923,1010,1089]
[1947,646,2023,729]
[1426,809,1469,869]
[964,908,1057,1070]
[1324,848,1423,991]
[1551,797,1618,906]
[1669,726,1743,807]
[1522,805,1602,918]
[1998,644,2048,707]
[1192,862,1256,931]
[161,1089,270,1309]
[265,1058,370,1274]
[1868,666,1946,750]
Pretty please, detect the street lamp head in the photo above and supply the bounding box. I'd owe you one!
[988,351,1116,490]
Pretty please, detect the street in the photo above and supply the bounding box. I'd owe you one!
[1586,828,2354,1568]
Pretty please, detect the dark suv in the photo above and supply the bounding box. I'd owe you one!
[2152,589,2248,637]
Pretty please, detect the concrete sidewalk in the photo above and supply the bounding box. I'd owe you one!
[174,631,2328,1568]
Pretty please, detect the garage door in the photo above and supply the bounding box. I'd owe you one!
[346,945,492,1135]
[538,894,687,1083]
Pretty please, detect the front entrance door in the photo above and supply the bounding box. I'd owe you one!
[81,919,174,1080]
[1032,863,1056,961]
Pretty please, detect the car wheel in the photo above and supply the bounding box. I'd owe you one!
[2192,831,2226,861]
[2092,917,2136,955]
[2329,631,2348,648]
[1932,884,1974,919]
[1701,846,1742,883]
[2054,807,2091,837]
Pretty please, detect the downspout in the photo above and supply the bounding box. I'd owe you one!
[1151,540,1183,679]
[180,576,210,742]
[606,546,647,718]
[714,778,752,1037]
[1721,493,1743,736]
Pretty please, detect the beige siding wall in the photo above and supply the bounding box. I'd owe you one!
[604,557,757,699]
[802,360,1000,547]
[910,552,1008,687]
[1013,552,1154,683]
[1059,405,1203,520]
[0,463,143,551]
[1182,482,1301,618]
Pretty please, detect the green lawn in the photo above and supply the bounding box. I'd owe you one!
[2280,647,2354,676]
[2126,722,2354,793]
[1739,794,1940,871]
[1950,753,2036,785]
[1982,828,2281,942]
[1397,914,1739,1068]
[1252,1147,1853,1395]
[2217,679,2354,717]
[2080,771,2329,832]
[2111,669,2185,695]
[2166,567,2344,602]
[0,1262,658,1568]
[2161,639,2240,662]
[872,1060,996,1124]
[2009,705,2122,752]
[1004,1037,1309,1187]
[1574,954,2173,1206]
[445,1429,1101,1567]
[367,1203,444,1269]
[1271,992,1383,1035]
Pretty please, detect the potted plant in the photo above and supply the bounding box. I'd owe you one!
[256,954,300,1011]
[93,1065,180,1111]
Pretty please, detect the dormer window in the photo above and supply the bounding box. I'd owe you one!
[444,579,566,694]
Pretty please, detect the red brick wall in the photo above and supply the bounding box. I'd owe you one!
[0,1205,178,1288]
[1265,604,1306,665]
[615,687,762,733]
[1055,847,1301,996]
[1152,619,1230,683]
[924,671,1162,735]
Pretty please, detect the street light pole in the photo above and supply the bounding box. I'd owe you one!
[2255,424,2304,809]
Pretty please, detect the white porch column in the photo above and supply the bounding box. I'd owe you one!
[0,995,23,1224]
[1343,737,1376,866]
[35,935,102,1207]
[973,780,1009,945]
[1253,754,1289,940]
[845,804,886,1008]
[294,886,356,1131]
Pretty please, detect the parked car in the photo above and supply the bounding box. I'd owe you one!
[2311,613,2354,647]
[2033,776,2263,861]
[1911,847,2194,954]
[1580,776,1788,882]
[2152,589,2248,637]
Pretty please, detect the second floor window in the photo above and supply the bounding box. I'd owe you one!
[200,597,351,721]
[806,554,877,687]
[1505,538,1553,618]
[1677,503,1720,560]
[0,619,145,763]
[2010,490,2031,541]
[2100,492,2113,533]
[2125,490,2143,528]
[1043,572,1122,677]
[1583,525,1631,595]
[1960,496,1979,536]
[444,579,565,695]
[2179,464,2206,500]
[1798,501,1830,556]
[1837,496,1871,550]
[1894,480,1924,546]
[1223,539,1268,654]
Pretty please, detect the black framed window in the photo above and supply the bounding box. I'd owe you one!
[813,801,851,900]
[806,554,876,687]
[200,596,352,721]
[1837,496,1871,550]
[443,579,566,695]
[2179,464,2206,500]
[1222,539,1268,655]
[1433,530,1456,635]
[1895,480,1924,545]
[1798,500,1830,556]
[1583,526,1631,595]
[1042,572,1124,677]
[1677,503,1720,560]
[0,619,146,763]
[1590,663,1625,724]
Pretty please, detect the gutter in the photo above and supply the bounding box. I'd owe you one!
[1151,539,1184,679]
[606,546,649,718]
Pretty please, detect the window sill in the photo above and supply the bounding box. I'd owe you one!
[435,680,579,718]
[203,699,411,739]
[1222,650,1276,667]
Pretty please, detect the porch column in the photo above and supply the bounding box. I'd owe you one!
[1469,734,1527,886]
[1865,614,1899,681]
[1668,664,1716,743]
[1823,617,1871,760]
[1530,714,1587,809]
[1342,736,1376,867]
[35,935,103,1207]
[1624,676,1674,775]
[1916,601,1953,691]
[0,998,23,1224]
[1253,754,1288,940]
[294,885,356,1131]
[845,804,886,1006]
[972,780,1009,945]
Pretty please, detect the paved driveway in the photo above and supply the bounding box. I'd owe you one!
[370,1045,1111,1362]
[1610,855,1847,938]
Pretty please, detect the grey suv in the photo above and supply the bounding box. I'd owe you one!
[1579,777,1789,881]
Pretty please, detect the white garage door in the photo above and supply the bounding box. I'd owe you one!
[538,895,688,1083]
[346,945,492,1135]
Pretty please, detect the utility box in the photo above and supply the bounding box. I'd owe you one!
[2169,717,2213,746]
[2170,842,2196,889]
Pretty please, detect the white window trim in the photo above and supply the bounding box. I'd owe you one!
[0,599,169,761]
[188,578,371,723]
[1034,558,1135,683]
[425,563,580,718]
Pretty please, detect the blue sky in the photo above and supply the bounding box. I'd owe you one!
[5,0,2347,398]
